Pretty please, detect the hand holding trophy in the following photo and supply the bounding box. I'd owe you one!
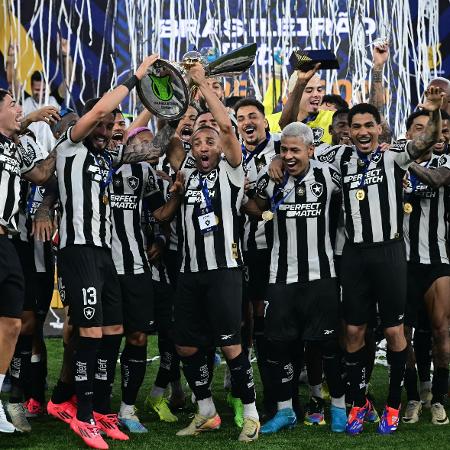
[137,43,257,120]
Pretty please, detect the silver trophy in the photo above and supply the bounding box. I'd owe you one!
[137,43,257,121]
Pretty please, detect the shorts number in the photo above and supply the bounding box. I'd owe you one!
[82,287,97,305]
[264,300,269,318]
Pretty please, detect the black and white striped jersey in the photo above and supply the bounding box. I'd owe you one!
[55,126,123,249]
[0,132,44,233]
[256,159,340,284]
[12,135,53,272]
[110,162,165,275]
[242,132,280,252]
[322,142,412,244]
[179,158,245,273]
[403,153,450,264]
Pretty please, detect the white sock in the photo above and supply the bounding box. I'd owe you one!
[420,381,432,391]
[277,399,293,411]
[310,383,322,398]
[151,385,166,398]
[331,395,346,409]
[119,401,134,415]
[0,374,4,392]
[243,402,259,420]
[197,397,216,417]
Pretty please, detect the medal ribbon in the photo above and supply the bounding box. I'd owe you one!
[241,131,270,165]
[269,168,309,214]
[93,152,114,197]
[26,184,37,215]
[199,175,213,209]
[356,147,381,190]
[407,158,431,201]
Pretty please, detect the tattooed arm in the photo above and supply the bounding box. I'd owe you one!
[407,87,444,160]
[369,43,389,113]
[120,122,179,165]
[408,163,450,189]
[32,177,58,241]
[23,149,57,185]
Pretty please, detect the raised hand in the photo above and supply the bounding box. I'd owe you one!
[135,54,160,80]
[418,86,445,112]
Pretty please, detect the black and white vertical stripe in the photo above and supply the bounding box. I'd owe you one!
[110,162,164,275]
[55,127,122,249]
[323,142,411,244]
[257,160,339,283]
[242,133,280,251]
[179,158,245,273]
[404,153,450,264]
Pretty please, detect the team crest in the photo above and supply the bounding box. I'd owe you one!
[127,176,139,191]
[83,307,95,320]
[438,155,447,167]
[312,127,324,143]
[371,152,382,164]
[205,169,218,187]
[310,182,323,198]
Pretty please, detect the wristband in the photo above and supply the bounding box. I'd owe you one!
[121,75,139,92]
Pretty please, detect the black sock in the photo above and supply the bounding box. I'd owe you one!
[227,352,255,404]
[9,335,33,403]
[431,367,449,405]
[120,343,147,406]
[51,379,75,404]
[205,347,216,389]
[74,336,100,422]
[254,317,276,410]
[155,334,180,388]
[30,356,46,403]
[386,348,407,409]
[345,346,368,407]
[404,367,420,401]
[305,342,323,387]
[93,334,122,414]
[180,351,211,401]
[365,332,377,383]
[414,330,432,382]
[321,340,345,399]
[290,339,304,419]
[267,340,293,403]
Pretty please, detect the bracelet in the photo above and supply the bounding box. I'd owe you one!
[121,75,139,92]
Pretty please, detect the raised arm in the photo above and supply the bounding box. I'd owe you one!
[369,42,389,113]
[70,54,159,143]
[57,38,74,102]
[188,63,241,167]
[407,86,443,160]
[128,108,153,134]
[20,106,61,134]
[278,64,320,130]
[23,149,57,185]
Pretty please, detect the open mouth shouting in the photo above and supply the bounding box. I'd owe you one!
[180,125,193,141]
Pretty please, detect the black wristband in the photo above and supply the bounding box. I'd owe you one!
[121,75,139,91]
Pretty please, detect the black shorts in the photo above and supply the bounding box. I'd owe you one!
[341,239,407,329]
[153,280,175,333]
[119,272,154,334]
[0,236,24,318]
[174,268,242,348]
[12,239,54,317]
[243,248,271,303]
[58,245,122,328]
[405,262,450,327]
[264,278,340,342]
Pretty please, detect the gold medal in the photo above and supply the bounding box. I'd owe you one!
[403,202,413,214]
[102,194,109,205]
[355,189,366,201]
[262,210,274,221]
[215,215,220,225]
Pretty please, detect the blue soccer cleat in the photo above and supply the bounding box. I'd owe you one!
[260,408,297,434]
[377,405,400,435]
[345,400,370,435]
[330,405,347,432]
